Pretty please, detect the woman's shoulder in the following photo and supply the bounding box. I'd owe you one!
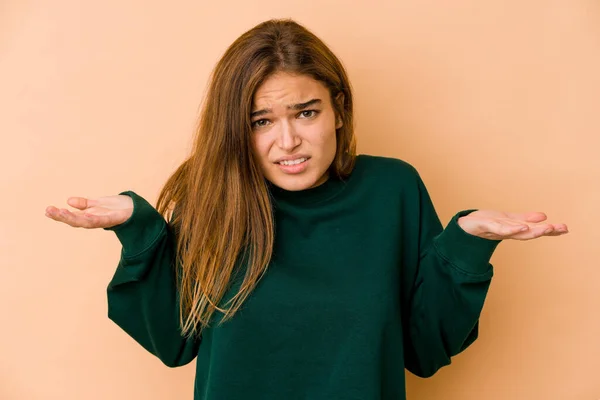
[354,154,421,183]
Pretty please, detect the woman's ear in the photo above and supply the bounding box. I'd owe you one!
[334,92,345,129]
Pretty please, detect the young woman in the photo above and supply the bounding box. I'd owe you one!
[45,19,568,400]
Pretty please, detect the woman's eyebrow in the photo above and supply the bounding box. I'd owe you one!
[290,98,322,110]
[251,99,322,118]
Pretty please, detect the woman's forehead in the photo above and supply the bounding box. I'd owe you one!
[252,73,329,110]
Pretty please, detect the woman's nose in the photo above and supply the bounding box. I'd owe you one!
[277,122,301,150]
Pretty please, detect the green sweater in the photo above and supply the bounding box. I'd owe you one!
[105,154,500,400]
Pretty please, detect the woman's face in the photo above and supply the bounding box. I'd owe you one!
[251,72,342,191]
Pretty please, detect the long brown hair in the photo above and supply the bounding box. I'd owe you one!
[155,18,356,337]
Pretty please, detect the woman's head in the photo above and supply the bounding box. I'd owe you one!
[251,71,342,191]
[206,18,356,190]
[157,19,356,336]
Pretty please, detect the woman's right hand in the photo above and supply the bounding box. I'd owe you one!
[45,195,134,229]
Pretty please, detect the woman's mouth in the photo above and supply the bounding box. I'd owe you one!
[276,157,309,174]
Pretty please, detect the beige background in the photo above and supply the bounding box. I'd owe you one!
[1,0,598,399]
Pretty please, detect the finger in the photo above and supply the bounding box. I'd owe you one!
[45,207,69,221]
[535,224,568,235]
[46,207,76,219]
[505,211,547,223]
[51,209,83,227]
[543,224,569,235]
[540,228,566,237]
[548,223,569,233]
[546,230,567,236]
[66,197,98,210]
[45,205,60,214]
[48,209,92,228]
[500,222,569,241]
[529,225,564,237]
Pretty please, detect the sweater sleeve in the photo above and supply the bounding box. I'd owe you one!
[104,190,200,368]
[402,173,501,378]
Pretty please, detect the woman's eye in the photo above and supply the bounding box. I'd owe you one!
[252,119,269,128]
[252,111,319,129]
[299,110,318,118]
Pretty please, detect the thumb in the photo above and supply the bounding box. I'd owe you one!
[67,197,97,210]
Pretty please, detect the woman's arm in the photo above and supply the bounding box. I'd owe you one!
[105,191,200,367]
[401,175,500,378]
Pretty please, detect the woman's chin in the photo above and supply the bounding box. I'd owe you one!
[268,174,324,192]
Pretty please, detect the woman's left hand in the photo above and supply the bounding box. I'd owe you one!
[457,210,569,241]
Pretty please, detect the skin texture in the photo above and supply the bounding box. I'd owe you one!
[250,72,343,192]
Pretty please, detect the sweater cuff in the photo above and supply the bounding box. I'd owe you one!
[433,209,501,275]
[103,191,166,258]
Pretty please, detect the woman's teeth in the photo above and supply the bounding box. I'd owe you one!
[279,158,307,166]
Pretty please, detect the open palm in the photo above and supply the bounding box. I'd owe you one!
[458,209,569,241]
[45,195,134,229]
